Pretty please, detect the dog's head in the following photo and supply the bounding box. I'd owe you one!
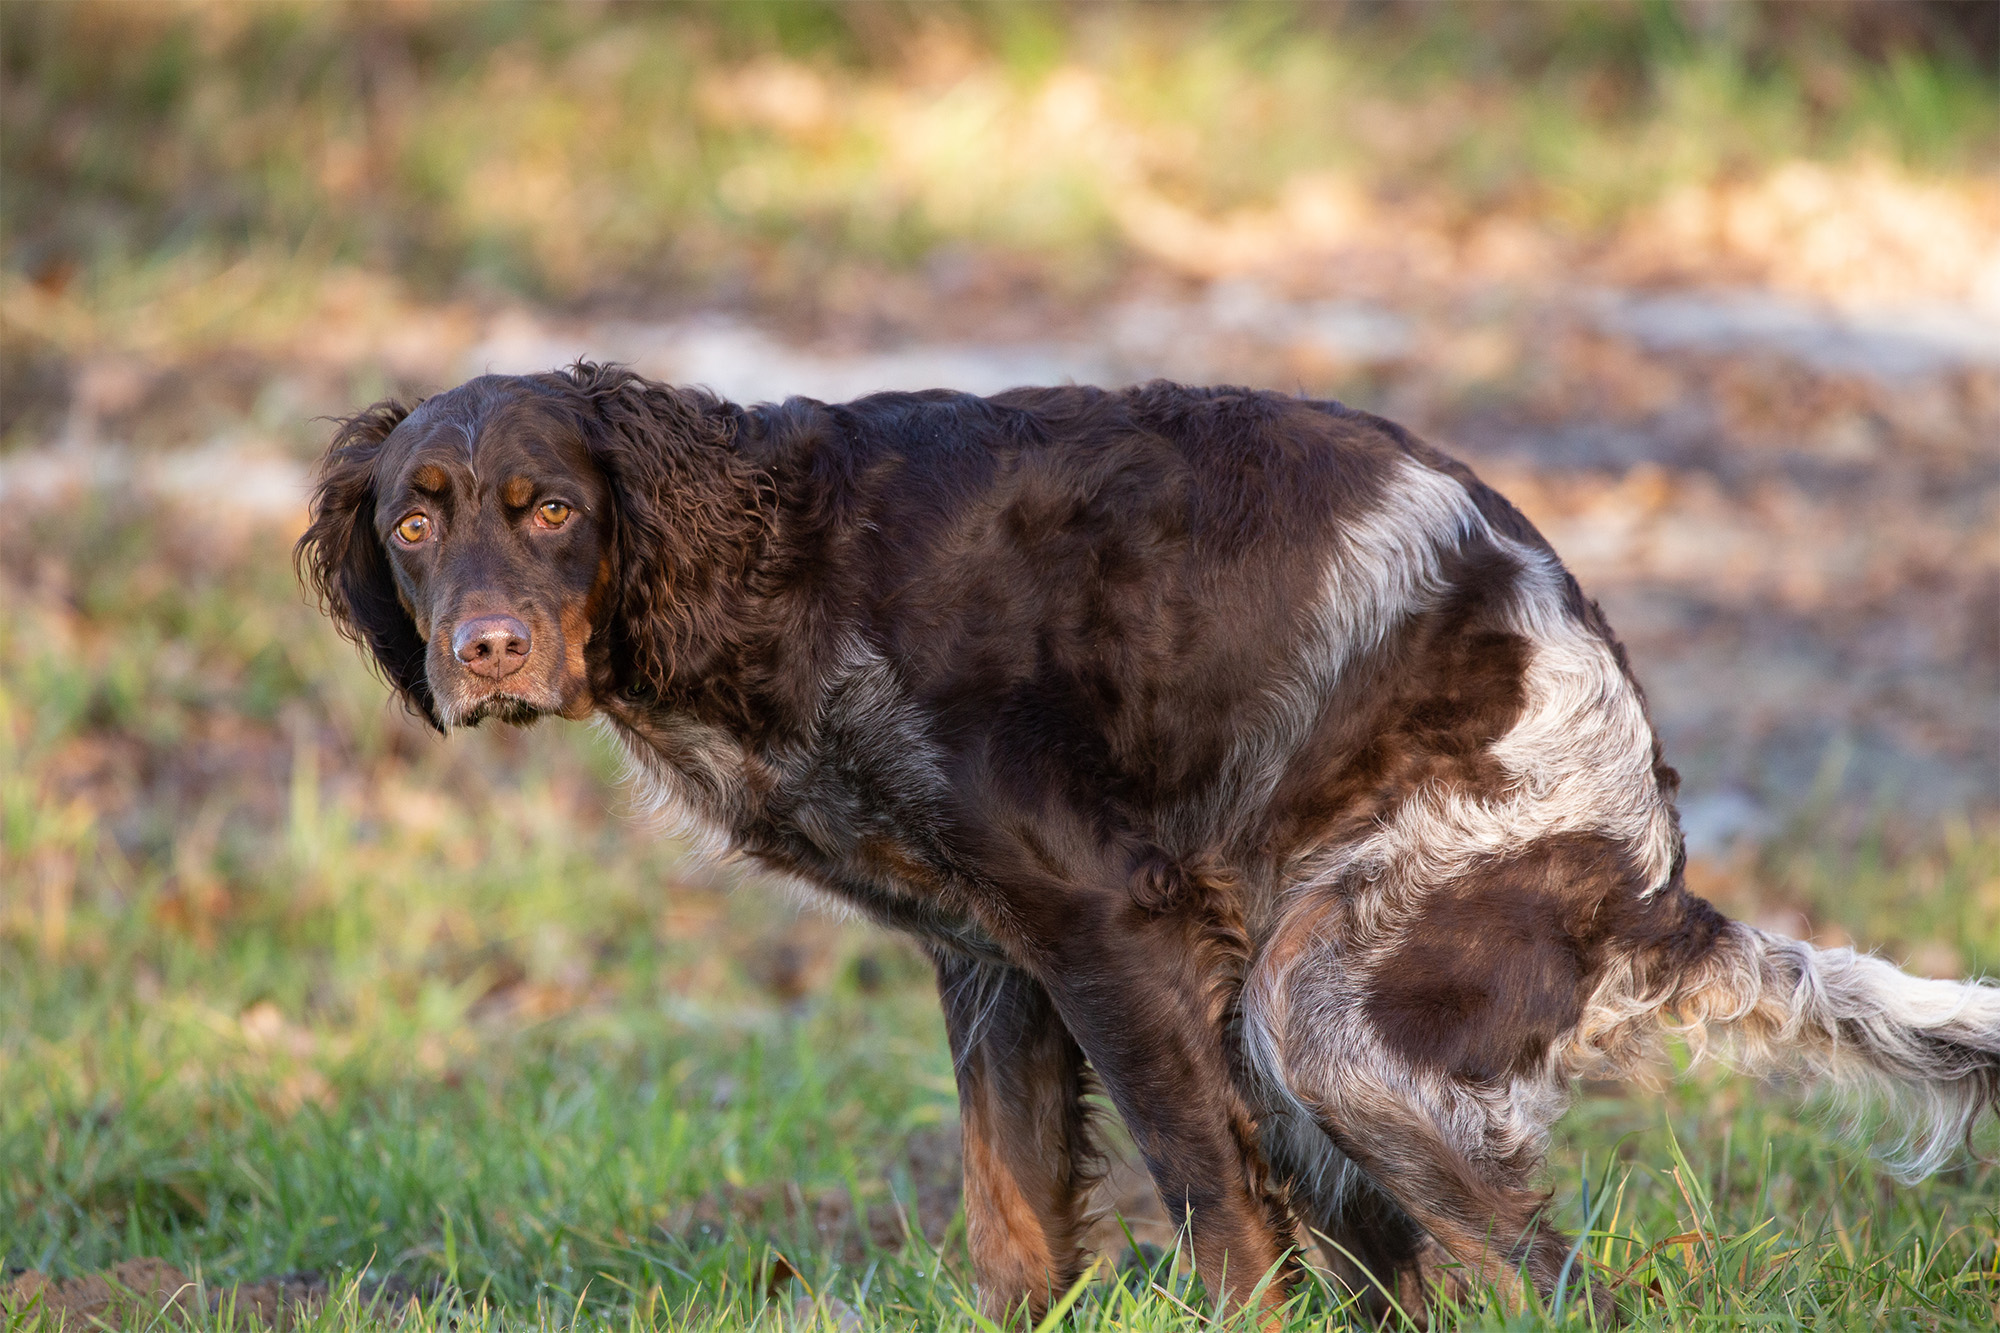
[296,363,760,731]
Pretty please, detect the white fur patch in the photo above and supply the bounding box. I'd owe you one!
[1188,456,1481,848]
[1286,455,1678,901]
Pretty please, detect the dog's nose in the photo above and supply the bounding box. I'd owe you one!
[452,615,531,679]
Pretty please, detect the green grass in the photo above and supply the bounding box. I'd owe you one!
[3,503,1999,1330]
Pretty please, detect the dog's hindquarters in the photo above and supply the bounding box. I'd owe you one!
[1243,841,1658,1319]
[1244,847,2000,1316]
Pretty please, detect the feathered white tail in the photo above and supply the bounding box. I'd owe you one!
[1669,921,2000,1179]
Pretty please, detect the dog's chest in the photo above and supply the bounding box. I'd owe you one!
[604,650,993,952]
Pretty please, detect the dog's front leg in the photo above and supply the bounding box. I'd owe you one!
[935,951,1098,1325]
[1018,899,1297,1320]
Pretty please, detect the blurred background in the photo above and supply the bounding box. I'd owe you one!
[2,0,1998,1321]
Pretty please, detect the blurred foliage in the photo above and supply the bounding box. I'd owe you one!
[5,0,1996,312]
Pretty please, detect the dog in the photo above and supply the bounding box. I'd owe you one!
[298,362,2000,1322]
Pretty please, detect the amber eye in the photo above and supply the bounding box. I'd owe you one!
[535,500,573,529]
[394,513,430,544]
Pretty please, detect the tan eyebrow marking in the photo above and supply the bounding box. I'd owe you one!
[411,463,450,494]
[501,476,534,508]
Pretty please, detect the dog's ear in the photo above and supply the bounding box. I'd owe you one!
[555,361,766,698]
[294,400,443,732]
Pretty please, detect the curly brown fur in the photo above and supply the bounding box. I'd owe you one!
[552,363,771,700]
[296,399,434,728]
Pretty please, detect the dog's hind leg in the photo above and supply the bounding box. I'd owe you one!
[1262,1107,1450,1321]
[934,953,1101,1325]
[1245,872,1608,1322]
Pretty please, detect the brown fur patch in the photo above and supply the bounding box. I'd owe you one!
[1265,538,1531,856]
[1367,836,1714,1083]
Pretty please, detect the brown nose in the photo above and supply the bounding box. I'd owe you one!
[452,614,531,679]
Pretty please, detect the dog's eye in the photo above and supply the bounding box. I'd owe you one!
[395,513,430,544]
[536,501,573,529]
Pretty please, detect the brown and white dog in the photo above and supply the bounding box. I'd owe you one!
[299,363,2000,1322]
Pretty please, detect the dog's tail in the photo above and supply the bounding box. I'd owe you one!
[1655,919,2000,1178]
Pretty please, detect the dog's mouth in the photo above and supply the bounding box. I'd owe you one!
[456,693,549,728]
[432,666,593,729]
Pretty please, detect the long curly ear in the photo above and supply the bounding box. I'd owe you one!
[550,361,767,699]
[294,400,443,731]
